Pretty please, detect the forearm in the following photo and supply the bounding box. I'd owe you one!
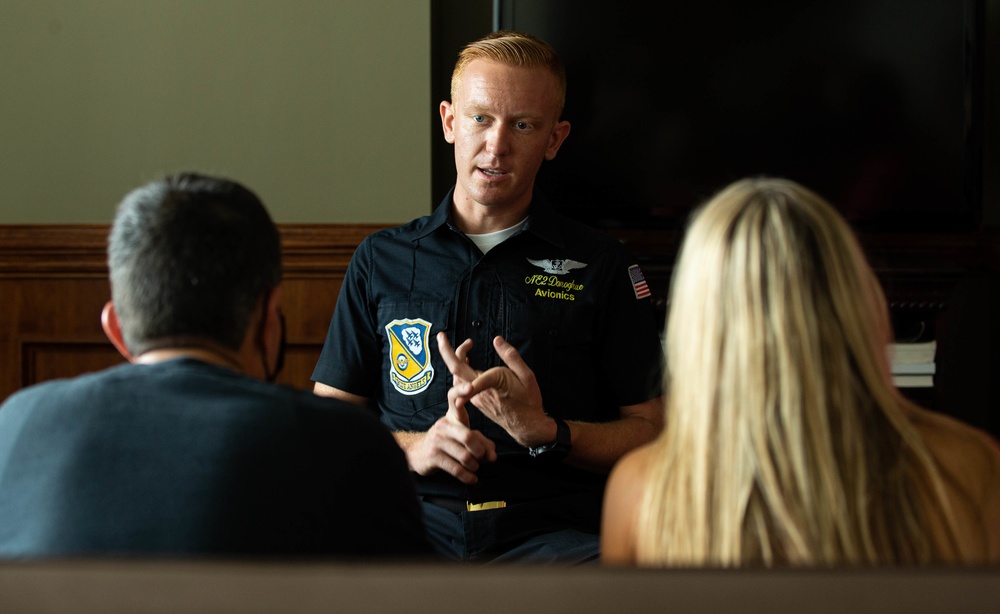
[313,381,369,407]
[564,409,662,473]
[573,396,664,473]
[392,430,421,457]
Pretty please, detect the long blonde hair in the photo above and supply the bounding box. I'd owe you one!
[636,177,960,566]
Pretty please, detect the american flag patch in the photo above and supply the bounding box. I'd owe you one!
[628,264,651,300]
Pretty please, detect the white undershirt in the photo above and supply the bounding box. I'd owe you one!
[465,218,529,253]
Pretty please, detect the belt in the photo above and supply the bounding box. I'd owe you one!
[423,496,507,513]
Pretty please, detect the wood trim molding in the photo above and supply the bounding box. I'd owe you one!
[0,225,109,279]
[0,224,394,279]
[3,224,984,279]
[0,223,395,399]
[277,224,391,279]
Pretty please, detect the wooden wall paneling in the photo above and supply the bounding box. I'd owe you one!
[0,225,114,403]
[0,224,389,402]
[3,223,994,438]
[274,224,387,391]
[2,292,117,399]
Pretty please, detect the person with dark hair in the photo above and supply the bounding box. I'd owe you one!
[0,173,431,559]
[311,31,664,563]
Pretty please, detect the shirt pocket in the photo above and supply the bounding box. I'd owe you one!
[507,295,599,420]
[376,300,452,427]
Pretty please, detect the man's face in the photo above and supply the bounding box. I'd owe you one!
[440,59,570,214]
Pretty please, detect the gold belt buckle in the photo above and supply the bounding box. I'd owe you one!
[466,500,506,512]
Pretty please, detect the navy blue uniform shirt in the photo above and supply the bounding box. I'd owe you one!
[313,191,663,503]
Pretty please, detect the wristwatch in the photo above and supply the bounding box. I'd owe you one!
[527,417,572,461]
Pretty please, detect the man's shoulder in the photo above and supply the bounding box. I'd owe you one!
[362,211,442,243]
[289,390,394,440]
[0,364,132,412]
[533,207,633,255]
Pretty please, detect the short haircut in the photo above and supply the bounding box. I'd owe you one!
[451,30,567,117]
[107,172,281,355]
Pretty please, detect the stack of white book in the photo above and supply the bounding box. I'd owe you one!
[888,340,936,388]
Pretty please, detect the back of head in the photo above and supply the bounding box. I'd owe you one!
[666,177,894,419]
[107,172,281,355]
[639,177,956,566]
[451,30,567,116]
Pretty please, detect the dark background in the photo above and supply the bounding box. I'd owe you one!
[430,0,1000,440]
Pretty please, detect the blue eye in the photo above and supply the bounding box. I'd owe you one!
[473,115,485,123]
[515,121,528,130]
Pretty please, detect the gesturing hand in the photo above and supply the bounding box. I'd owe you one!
[402,337,496,485]
[437,333,556,449]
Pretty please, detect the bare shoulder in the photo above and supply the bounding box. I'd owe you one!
[910,407,1000,484]
[601,442,658,566]
[607,442,657,501]
[910,406,1000,561]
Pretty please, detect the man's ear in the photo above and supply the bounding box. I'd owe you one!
[440,100,456,144]
[544,119,571,161]
[101,301,135,362]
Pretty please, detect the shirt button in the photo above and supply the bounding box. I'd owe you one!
[472,320,482,328]
[549,330,558,337]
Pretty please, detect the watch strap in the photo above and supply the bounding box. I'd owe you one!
[527,417,571,460]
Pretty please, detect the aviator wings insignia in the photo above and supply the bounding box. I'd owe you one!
[526,258,588,275]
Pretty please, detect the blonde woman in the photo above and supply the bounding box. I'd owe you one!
[601,177,1000,566]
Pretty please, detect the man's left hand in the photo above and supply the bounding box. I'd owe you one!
[436,332,557,448]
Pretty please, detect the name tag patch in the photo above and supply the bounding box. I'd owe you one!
[525,257,588,301]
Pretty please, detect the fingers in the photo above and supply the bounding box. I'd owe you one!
[492,336,535,384]
[446,379,473,427]
[431,332,501,483]
[441,423,495,465]
[437,332,478,382]
[454,336,473,363]
[463,336,536,396]
[466,366,509,397]
[416,417,497,485]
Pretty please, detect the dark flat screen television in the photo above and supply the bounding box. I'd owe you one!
[489,0,986,233]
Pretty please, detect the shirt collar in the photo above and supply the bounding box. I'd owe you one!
[404,188,566,248]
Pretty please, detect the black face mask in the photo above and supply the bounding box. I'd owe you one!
[259,310,286,383]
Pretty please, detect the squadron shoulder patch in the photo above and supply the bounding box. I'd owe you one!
[385,318,435,395]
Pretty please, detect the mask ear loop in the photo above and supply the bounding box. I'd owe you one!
[257,290,286,382]
[274,312,287,377]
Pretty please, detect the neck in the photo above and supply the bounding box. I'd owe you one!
[135,346,244,373]
[450,191,532,234]
[451,206,530,235]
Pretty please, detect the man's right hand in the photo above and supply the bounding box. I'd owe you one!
[399,396,496,485]
[314,378,496,485]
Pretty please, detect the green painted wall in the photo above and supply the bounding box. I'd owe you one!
[0,0,431,223]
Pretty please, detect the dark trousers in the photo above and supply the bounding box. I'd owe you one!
[419,492,602,564]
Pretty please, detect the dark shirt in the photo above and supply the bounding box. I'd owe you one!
[0,359,431,559]
[312,191,663,503]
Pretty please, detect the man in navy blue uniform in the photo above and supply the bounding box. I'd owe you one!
[0,173,430,559]
[312,31,663,563]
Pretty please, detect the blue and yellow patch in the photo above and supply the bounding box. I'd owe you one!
[385,318,435,395]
